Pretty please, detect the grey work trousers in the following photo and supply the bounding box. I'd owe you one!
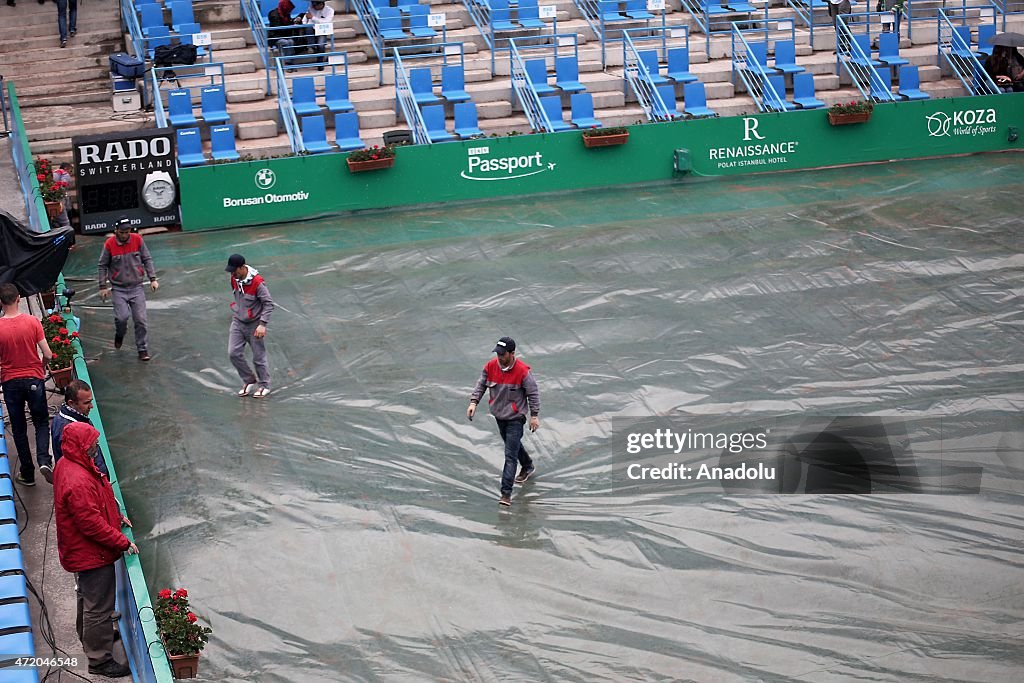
[229,319,270,388]
[76,562,118,667]
[111,285,148,352]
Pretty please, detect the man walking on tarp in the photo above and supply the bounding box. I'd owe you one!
[98,219,159,361]
[0,283,54,486]
[225,254,274,398]
[467,337,541,507]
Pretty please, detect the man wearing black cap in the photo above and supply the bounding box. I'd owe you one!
[97,218,158,362]
[467,337,541,506]
[225,254,275,398]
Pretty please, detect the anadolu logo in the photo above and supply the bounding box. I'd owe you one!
[461,146,556,181]
[254,168,276,190]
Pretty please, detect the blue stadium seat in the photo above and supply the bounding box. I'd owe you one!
[175,127,207,166]
[177,22,209,61]
[210,125,240,161]
[878,32,909,68]
[600,0,624,21]
[0,522,19,547]
[851,34,882,67]
[408,5,437,38]
[773,40,805,75]
[897,65,930,100]
[703,0,729,15]
[666,47,697,84]
[291,77,321,116]
[0,602,31,632]
[517,0,545,28]
[168,0,196,33]
[683,81,716,118]
[453,102,484,138]
[490,0,518,30]
[200,86,230,124]
[0,574,28,602]
[396,0,418,12]
[624,0,653,19]
[146,27,171,61]
[525,59,556,95]
[746,42,778,73]
[870,67,893,100]
[409,67,441,105]
[440,65,471,103]
[653,83,680,119]
[423,105,455,142]
[167,89,197,127]
[764,75,795,111]
[723,0,756,11]
[0,476,13,500]
[539,95,571,131]
[140,4,164,37]
[0,631,35,665]
[301,115,336,154]
[569,92,601,128]
[951,26,978,59]
[334,112,365,151]
[977,24,995,57]
[554,56,586,93]
[378,7,407,40]
[0,500,15,523]
[325,75,354,113]
[638,50,670,85]
[791,73,825,109]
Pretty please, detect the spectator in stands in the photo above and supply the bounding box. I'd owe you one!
[467,336,541,507]
[985,45,1024,93]
[225,254,275,398]
[301,0,335,59]
[827,0,853,35]
[97,218,159,362]
[0,283,54,487]
[54,421,137,679]
[56,0,78,48]
[268,0,302,54]
[52,379,108,475]
[53,162,73,228]
[875,0,902,41]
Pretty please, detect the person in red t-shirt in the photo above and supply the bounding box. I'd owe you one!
[0,283,55,486]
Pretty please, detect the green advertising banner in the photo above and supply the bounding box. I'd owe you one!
[178,94,1024,231]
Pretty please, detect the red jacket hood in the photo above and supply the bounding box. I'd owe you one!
[62,422,102,474]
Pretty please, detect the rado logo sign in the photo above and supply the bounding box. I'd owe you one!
[77,137,173,165]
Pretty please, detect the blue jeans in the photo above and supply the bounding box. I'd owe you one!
[2,378,51,478]
[497,419,532,495]
[57,0,77,42]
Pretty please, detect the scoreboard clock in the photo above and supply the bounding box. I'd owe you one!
[72,129,180,234]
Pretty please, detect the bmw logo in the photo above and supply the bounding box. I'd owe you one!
[254,168,276,190]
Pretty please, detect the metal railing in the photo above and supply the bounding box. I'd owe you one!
[273,57,304,152]
[906,0,1005,41]
[622,31,668,120]
[836,16,898,102]
[462,0,558,73]
[730,26,789,112]
[509,40,555,132]
[576,0,670,67]
[393,50,431,145]
[677,0,769,56]
[145,62,227,117]
[937,8,1001,94]
[780,0,827,50]
[3,81,47,232]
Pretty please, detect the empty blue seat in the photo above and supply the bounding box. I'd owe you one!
[747,42,777,73]
[378,7,407,39]
[0,523,19,547]
[0,574,27,602]
[291,77,321,116]
[140,4,164,37]
[453,101,484,137]
[703,0,729,15]
[0,631,34,665]
[210,125,240,161]
[897,64,930,100]
[423,105,455,142]
[334,111,365,151]
[666,47,697,84]
[878,32,908,67]
[724,0,756,11]
[951,26,977,59]
[554,56,585,93]
[517,0,545,28]
[324,74,354,113]
[200,85,230,124]
[569,92,601,128]
[600,0,624,22]
[791,72,825,109]
[870,67,893,100]
[167,89,196,127]
[851,34,881,67]
[408,5,437,38]
[175,127,207,166]
[396,0,418,12]
[168,0,195,33]
[301,115,336,154]
[539,95,571,131]
[440,65,472,103]
[525,58,556,95]
[0,602,31,632]
[0,476,13,500]
[624,0,653,19]
[653,83,680,119]
[764,75,795,111]
[409,67,441,105]
[0,500,15,523]
[177,22,209,61]
[490,0,518,30]
[683,81,716,118]
[977,24,995,57]
[146,26,171,60]
[638,50,670,85]
[773,40,805,75]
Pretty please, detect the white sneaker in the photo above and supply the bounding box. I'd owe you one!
[237,383,254,397]
[253,387,271,398]
[39,464,53,484]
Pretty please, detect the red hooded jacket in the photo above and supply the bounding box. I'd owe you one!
[53,422,131,573]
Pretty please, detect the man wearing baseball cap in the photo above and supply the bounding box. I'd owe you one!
[467,336,541,506]
[225,254,275,398]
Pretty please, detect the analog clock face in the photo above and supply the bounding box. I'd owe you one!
[142,173,176,211]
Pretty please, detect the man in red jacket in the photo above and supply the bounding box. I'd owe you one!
[98,218,159,361]
[53,422,138,678]
[467,337,541,507]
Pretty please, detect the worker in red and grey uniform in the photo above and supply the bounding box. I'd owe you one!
[225,254,275,398]
[97,218,158,362]
[467,336,541,507]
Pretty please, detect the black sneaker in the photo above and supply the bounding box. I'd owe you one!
[60,40,67,48]
[514,466,535,484]
[15,472,36,487]
[114,334,124,349]
[87,660,131,678]
[70,29,76,37]
[498,494,511,506]
[39,464,53,484]
[138,351,151,362]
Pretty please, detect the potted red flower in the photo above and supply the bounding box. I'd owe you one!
[42,313,77,389]
[155,588,213,679]
[346,145,396,172]
[581,126,629,148]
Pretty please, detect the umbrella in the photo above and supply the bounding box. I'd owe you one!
[987,32,1024,47]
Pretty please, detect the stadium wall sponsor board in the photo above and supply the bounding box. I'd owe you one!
[178,95,1023,231]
